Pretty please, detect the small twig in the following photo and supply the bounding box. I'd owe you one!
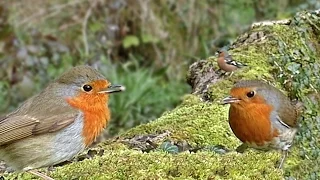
[82,0,97,57]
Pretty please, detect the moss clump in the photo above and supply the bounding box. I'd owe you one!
[50,150,283,180]
[122,98,239,148]
[267,13,320,179]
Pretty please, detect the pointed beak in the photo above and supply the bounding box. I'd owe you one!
[221,96,240,105]
[98,84,125,94]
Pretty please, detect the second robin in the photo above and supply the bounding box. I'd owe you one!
[216,49,247,75]
[222,80,300,168]
[0,65,125,179]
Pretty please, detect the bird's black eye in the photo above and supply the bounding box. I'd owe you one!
[82,84,92,92]
[246,91,255,98]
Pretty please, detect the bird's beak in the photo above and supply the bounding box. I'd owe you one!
[221,96,240,104]
[98,85,125,94]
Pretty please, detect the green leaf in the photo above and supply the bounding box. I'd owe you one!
[141,34,159,44]
[123,35,140,49]
[89,22,104,33]
[159,141,179,154]
[287,62,301,74]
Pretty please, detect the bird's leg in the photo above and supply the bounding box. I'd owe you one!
[229,71,234,77]
[278,150,288,169]
[28,170,55,180]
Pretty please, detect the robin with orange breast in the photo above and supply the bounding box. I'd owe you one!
[222,80,300,168]
[216,50,247,75]
[0,65,125,179]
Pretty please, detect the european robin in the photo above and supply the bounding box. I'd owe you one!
[222,80,299,168]
[0,65,125,179]
[216,50,247,74]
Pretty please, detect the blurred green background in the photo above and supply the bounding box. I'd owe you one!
[0,0,319,135]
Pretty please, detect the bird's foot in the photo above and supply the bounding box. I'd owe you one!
[217,70,227,77]
[278,150,288,169]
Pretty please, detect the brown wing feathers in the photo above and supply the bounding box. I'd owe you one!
[0,115,39,145]
[0,106,77,146]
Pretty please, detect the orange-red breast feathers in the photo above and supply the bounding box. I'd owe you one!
[66,80,111,146]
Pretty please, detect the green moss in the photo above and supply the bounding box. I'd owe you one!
[122,99,239,148]
[267,14,320,179]
[179,94,203,107]
[49,150,283,180]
